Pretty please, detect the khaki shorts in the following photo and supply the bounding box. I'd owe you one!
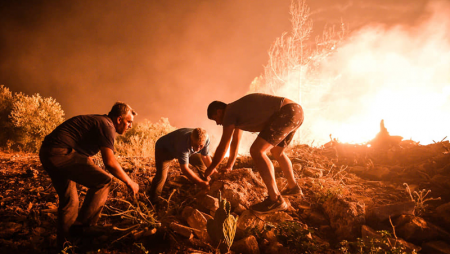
[258,103,304,147]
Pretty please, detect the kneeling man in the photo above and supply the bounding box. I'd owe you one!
[149,128,211,203]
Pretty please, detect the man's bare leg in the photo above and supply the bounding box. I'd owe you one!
[270,146,297,189]
[250,137,279,201]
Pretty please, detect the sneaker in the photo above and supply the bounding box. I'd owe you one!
[281,184,303,197]
[250,195,288,214]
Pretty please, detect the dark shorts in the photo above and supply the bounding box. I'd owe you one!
[258,103,304,147]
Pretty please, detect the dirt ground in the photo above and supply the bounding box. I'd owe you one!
[0,140,449,253]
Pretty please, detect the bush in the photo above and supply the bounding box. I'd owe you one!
[0,85,65,152]
[0,85,15,147]
[115,117,175,158]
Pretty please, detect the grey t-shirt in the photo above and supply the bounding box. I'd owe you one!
[223,93,284,132]
[155,128,210,165]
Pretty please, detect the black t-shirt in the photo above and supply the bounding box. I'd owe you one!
[42,114,116,156]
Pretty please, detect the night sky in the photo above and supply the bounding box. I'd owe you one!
[1,0,445,144]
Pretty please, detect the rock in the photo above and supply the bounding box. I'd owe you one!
[435,202,450,228]
[231,235,260,254]
[361,166,391,181]
[422,241,450,254]
[169,222,194,239]
[368,201,415,222]
[293,163,302,172]
[181,206,210,242]
[196,195,219,213]
[209,168,267,209]
[361,225,421,253]
[396,216,450,243]
[322,196,365,241]
[236,210,294,239]
[0,222,22,237]
[306,211,329,226]
[302,167,324,178]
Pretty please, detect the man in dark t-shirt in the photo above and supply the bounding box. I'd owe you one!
[39,102,139,249]
[205,93,304,214]
[149,128,211,203]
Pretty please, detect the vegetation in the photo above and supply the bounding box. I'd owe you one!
[339,230,418,254]
[0,85,65,152]
[115,118,175,159]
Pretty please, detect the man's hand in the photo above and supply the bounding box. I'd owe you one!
[205,167,218,178]
[127,180,139,196]
[220,165,233,173]
[197,180,210,189]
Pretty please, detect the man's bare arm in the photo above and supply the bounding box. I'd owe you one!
[100,147,139,195]
[205,124,235,177]
[225,128,243,170]
[201,155,212,167]
[179,163,208,188]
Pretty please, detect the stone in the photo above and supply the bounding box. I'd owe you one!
[322,196,365,241]
[196,194,219,212]
[435,202,450,228]
[181,206,210,242]
[302,167,324,178]
[236,210,294,239]
[169,222,193,238]
[369,201,416,222]
[422,241,450,254]
[307,211,329,226]
[396,216,450,243]
[231,235,260,254]
[361,166,391,181]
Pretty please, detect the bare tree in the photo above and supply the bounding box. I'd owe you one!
[249,0,346,143]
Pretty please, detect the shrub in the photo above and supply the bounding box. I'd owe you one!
[0,85,15,147]
[0,85,65,152]
[9,92,65,152]
[115,117,175,158]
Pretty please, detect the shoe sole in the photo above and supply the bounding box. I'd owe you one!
[251,202,289,215]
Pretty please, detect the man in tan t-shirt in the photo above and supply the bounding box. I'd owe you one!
[205,93,304,214]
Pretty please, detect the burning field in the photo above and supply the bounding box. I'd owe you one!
[1,124,450,253]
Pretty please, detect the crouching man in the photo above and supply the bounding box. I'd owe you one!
[39,102,140,248]
[205,93,304,214]
[149,128,211,204]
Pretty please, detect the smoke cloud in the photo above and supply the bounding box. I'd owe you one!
[303,0,450,145]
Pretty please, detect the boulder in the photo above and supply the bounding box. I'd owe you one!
[181,206,210,242]
[322,196,365,241]
[368,201,415,222]
[196,195,219,213]
[231,235,260,254]
[396,215,450,243]
[422,241,450,254]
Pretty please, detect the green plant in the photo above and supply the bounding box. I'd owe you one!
[339,230,418,254]
[115,118,175,158]
[2,87,65,152]
[311,179,343,204]
[133,242,149,254]
[403,183,441,216]
[274,220,324,253]
[207,191,238,253]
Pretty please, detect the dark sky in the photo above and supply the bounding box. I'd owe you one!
[0,0,438,143]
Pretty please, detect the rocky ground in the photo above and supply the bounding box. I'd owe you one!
[1,138,450,253]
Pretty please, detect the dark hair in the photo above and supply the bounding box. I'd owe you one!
[108,102,137,118]
[207,101,227,119]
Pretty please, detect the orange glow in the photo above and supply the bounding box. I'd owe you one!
[271,1,450,146]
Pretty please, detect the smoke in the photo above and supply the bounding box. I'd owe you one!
[303,0,450,145]
[0,0,291,150]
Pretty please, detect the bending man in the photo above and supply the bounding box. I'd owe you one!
[39,102,139,248]
[205,93,304,214]
[149,128,211,204]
